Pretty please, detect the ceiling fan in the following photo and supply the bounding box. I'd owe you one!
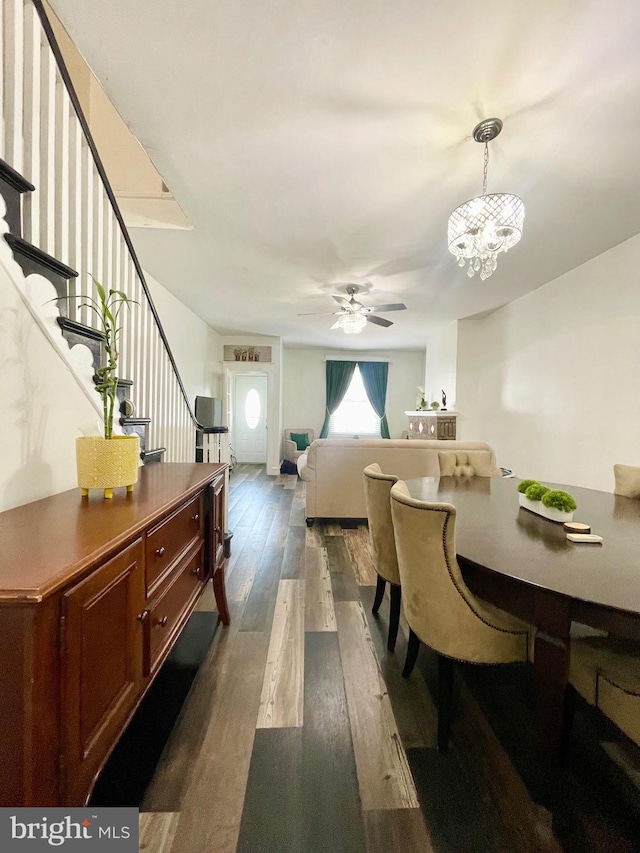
[297,285,407,333]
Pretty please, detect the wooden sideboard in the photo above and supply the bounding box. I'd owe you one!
[404,410,458,440]
[0,462,229,807]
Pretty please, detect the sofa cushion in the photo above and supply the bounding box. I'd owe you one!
[290,432,311,452]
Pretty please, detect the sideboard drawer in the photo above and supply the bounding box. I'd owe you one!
[145,493,203,594]
[146,543,204,675]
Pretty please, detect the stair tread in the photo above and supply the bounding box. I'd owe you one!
[121,417,151,425]
[56,316,104,341]
[0,158,35,193]
[141,448,166,465]
[5,234,78,278]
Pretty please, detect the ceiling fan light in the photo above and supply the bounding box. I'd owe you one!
[338,313,367,334]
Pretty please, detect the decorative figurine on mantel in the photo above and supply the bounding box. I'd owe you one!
[441,389,447,411]
[416,386,428,410]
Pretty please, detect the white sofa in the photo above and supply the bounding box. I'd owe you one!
[298,438,500,523]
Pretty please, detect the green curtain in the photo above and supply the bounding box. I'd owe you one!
[358,361,390,439]
[319,360,356,438]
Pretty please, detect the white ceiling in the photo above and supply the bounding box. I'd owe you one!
[51,0,640,349]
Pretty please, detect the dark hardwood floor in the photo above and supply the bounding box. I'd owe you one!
[123,465,640,852]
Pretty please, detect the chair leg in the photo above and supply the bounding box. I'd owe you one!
[388,583,401,651]
[372,575,386,615]
[559,683,577,763]
[437,655,454,753]
[402,629,421,678]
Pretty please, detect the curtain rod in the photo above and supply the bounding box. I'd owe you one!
[323,356,391,363]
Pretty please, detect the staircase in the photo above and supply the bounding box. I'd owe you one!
[0,155,167,462]
[0,0,201,461]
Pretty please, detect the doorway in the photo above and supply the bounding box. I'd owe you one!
[233,374,268,464]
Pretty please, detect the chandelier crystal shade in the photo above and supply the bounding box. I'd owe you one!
[338,312,367,334]
[448,119,524,280]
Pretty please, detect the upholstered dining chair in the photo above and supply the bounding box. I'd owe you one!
[561,465,640,746]
[363,464,401,651]
[568,635,640,747]
[390,480,534,752]
[613,464,640,498]
[438,449,497,477]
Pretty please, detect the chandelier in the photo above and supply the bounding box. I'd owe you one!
[448,118,524,280]
[338,312,367,335]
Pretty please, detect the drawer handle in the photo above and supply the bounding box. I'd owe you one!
[156,546,165,557]
[193,566,200,576]
[157,615,168,627]
[192,513,200,522]
[137,609,149,623]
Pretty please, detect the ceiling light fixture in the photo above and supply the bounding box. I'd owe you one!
[338,312,367,334]
[448,118,525,280]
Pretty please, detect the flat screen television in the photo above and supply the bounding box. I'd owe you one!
[195,395,223,429]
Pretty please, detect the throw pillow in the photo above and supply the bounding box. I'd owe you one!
[290,432,310,452]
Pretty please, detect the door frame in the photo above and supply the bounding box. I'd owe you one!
[232,372,268,464]
[224,362,280,475]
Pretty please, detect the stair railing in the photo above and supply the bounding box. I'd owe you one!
[0,0,203,461]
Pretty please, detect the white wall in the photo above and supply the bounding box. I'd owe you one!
[283,347,426,440]
[425,321,457,409]
[145,270,223,405]
[456,233,640,491]
[0,264,100,511]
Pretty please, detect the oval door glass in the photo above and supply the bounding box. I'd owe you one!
[245,388,261,429]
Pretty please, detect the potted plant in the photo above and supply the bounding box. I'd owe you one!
[430,400,440,411]
[517,480,577,522]
[70,279,139,498]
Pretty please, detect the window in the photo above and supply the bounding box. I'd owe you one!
[244,388,261,429]
[328,365,380,438]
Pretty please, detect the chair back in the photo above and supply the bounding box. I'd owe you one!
[613,464,640,498]
[389,480,529,664]
[284,428,315,462]
[285,428,315,445]
[438,450,495,477]
[363,464,400,585]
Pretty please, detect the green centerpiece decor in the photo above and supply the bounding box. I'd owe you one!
[517,479,577,522]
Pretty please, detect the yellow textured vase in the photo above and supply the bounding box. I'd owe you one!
[76,435,140,498]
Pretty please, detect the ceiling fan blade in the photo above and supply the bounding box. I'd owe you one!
[332,295,351,308]
[365,303,407,313]
[296,310,344,316]
[366,315,393,328]
[330,320,343,330]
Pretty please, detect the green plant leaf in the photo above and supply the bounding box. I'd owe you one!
[524,483,550,502]
[517,479,540,494]
[541,490,577,512]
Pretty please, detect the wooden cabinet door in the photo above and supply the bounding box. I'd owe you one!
[62,539,145,804]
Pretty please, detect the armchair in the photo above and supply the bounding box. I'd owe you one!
[284,428,314,464]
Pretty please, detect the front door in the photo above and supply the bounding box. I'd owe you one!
[234,374,267,463]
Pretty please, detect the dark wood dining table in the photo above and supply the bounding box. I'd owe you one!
[404,475,640,761]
